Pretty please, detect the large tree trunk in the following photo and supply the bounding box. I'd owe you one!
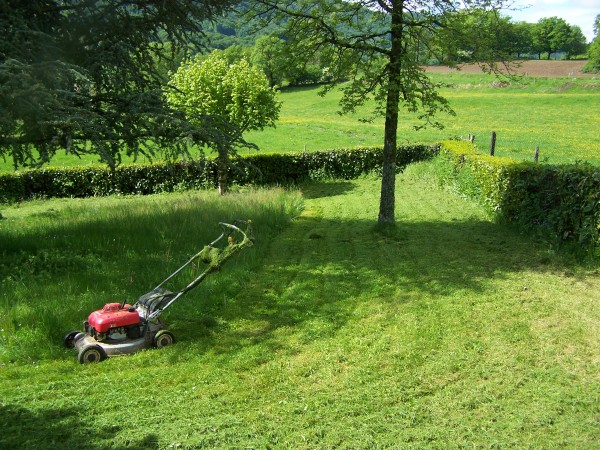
[217,147,229,195]
[379,96,399,224]
[378,4,403,225]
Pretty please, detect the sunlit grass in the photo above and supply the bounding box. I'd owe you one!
[2,72,598,171]
[246,74,600,165]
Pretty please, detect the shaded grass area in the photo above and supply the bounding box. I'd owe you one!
[1,163,599,448]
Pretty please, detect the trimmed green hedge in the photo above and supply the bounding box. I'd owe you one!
[3,141,598,251]
[440,140,600,250]
[0,144,438,203]
[0,160,217,202]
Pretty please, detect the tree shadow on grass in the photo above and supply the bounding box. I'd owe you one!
[175,205,567,360]
[0,404,159,450]
[300,180,356,199]
[0,179,577,365]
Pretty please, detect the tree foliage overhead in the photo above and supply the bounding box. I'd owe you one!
[249,0,511,224]
[0,0,245,169]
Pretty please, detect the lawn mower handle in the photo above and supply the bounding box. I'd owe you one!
[145,220,253,319]
[153,220,253,290]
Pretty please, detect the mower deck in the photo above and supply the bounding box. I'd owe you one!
[76,333,148,357]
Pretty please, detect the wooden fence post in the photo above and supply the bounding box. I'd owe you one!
[489,131,496,156]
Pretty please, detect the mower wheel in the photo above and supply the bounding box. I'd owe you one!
[154,330,175,349]
[63,330,80,348]
[78,345,107,364]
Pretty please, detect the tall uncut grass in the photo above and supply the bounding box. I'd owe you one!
[0,188,303,363]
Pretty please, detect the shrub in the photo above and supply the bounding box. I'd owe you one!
[0,173,25,203]
[440,140,600,251]
[0,145,438,203]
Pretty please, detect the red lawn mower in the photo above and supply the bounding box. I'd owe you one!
[64,221,253,363]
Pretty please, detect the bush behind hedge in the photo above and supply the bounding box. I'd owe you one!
[440,140,600,251]
[0,145,438,203]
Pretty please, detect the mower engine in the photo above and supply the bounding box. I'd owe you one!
[85,302,144,342]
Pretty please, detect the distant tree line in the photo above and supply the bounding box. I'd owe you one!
[166,6,595,89]
[205,7,592,60]
[583,14,600,73]
[440,14,588,62]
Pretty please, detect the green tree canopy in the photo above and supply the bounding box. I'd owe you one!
[532,17,572,59]
[0,0,244,169]
[250,35,288,87]
[510,22,534,58]
[563,25,587,59]
[167,51,281,193]
[438,9,518,64]
[583,14,600,73]
[250,0,512,224]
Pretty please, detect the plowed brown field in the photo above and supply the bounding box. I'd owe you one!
[424,60,596,77]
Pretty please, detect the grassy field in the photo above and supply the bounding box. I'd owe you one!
[246,72,600,165]
[1,67,599,171]
[1,160,599,448]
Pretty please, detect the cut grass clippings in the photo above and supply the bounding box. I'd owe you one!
[1,161,599,448]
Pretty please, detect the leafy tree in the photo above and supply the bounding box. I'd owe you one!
[0,0,245,170]
[251,35,288,86]
[249,0,511,224]
[167,52,281,194]
[439,9,518,63]
[563,25,587,59]
[584,39,600,72]
[583,14,600,73]
[508,21,534,58]
[532,17,572,59]
[152,40,194,85]
[219,45,251,65]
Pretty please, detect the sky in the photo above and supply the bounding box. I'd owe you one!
[502,0,598,42]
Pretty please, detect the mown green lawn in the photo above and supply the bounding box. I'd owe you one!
[1,161,598,448]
